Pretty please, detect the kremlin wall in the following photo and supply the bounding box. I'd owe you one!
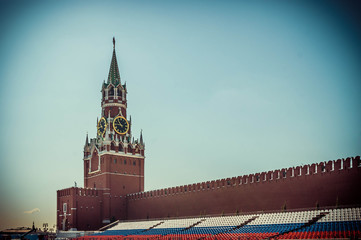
[56,39,361,231]
[126,156,361,220]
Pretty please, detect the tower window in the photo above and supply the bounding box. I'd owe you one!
[124,160,127,164]
[114,159,117,164]
[109,87,114,96]
[133,161,136,166]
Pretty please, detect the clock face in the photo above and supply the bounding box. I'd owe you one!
[113,116,129,135]
[97,117,107,136]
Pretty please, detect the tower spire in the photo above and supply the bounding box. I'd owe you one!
[107,37,121,86]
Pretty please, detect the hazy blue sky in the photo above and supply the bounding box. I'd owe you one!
[0,0,360,231]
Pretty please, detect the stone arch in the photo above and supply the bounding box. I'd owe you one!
[118,142,124,152]
[109,86,114,96]
[110,142,116,151]
[90,149,100,172]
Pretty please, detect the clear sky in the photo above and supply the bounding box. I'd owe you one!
[0,0,360,231]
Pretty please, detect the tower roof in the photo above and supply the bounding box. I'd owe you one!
[107,37,121,86]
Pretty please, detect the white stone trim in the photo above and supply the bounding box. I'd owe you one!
[71,208,77,210]
[85,172,144,179]
[99,151,145,159]
[102,103,126,108]
[89,169,101,174]
[85,152,145,160]
[59,214,72,217]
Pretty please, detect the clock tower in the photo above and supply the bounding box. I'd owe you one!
[83,38,145,222]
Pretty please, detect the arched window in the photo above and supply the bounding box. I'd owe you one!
[118,144,123,152]
[117,88,121,98]
[110,142,116,151]
[109,87,114,96]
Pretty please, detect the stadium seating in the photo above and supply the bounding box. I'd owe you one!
[76,207,361,240]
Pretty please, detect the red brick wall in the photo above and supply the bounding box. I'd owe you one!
[90,150,100,172]
[57,187,105,231]
[126,157,361,220]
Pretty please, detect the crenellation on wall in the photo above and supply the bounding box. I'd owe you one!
[334,159,342,170]
[316,162,323,173]
[344,157,351,169]
[326,161,331,171]
[302,165,310,176]
[287,167,293,178]
[274,169,280,179]
[219,179,224,187]
[352,156,361,168]
[279,168,285,179]
[309,163,315,174]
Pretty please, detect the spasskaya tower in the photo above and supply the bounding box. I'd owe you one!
[57,38,145,231]
[83,37,145,194]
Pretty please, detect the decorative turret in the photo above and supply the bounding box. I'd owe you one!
[140,130,144,146]
[85,133,89,145]
[84,133,90,157]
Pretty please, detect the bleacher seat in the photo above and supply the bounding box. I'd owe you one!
[76,207,361,240]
